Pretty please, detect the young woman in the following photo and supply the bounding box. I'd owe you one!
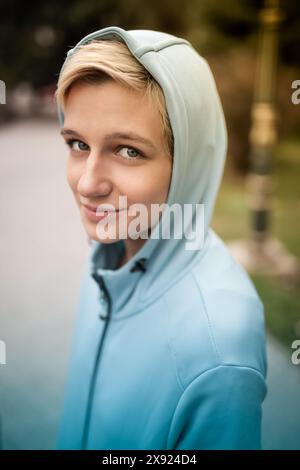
[55,26,267,450]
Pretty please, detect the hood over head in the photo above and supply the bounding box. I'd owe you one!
[56,26,228,318]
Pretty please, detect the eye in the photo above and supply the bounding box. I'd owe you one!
[65,139,89,152]
[117,146,144,160]
[64,139,144,160]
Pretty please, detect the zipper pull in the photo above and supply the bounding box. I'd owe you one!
[91,271,111,321]
[99,312,109,320]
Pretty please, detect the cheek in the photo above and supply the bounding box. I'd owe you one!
[66,159,81,196]
[148,159,172,203]
[162,159,173,199]
[126,160,172,205]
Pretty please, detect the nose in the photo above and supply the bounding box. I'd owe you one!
[77,150,113,199]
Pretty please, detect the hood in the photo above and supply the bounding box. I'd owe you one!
[56,26,228,318]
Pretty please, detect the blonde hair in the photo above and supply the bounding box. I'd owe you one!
[55,39,174,158]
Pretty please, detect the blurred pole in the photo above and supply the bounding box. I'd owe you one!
[228,0,300,286]
[248,0,281,242]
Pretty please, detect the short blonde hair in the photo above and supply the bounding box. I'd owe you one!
[55,39,174,158]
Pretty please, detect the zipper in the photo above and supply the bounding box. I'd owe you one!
[81,272,112,449]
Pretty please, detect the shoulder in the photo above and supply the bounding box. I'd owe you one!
[163,229,267,390]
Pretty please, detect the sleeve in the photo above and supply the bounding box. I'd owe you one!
[166,364,267,450]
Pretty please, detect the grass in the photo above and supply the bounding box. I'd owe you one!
[211,137,300,348]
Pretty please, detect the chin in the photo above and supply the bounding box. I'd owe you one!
[83,222,123,244]
[86,227,121,244]
[94,236,121,244]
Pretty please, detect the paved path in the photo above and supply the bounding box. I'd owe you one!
[0,119,299,449]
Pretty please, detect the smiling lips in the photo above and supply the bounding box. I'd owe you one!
[84,204,118,212]
[82,204,124,222]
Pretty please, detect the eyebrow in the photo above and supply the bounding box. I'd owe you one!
[60,129,156,151]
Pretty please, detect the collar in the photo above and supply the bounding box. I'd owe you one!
[88,226,214,320]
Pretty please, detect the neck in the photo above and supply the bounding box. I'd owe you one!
[117,237,147,268]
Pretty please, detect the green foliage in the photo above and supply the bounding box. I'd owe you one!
[0,0,191,88]
[187,0,300,66]
[1,0,299,89]
[252,273,300,348]
[212,136,300,348]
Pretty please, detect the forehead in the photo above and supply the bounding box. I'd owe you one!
[63,81,165,147]
[65,80,156,116]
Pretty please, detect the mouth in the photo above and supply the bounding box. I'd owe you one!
[83,204,120,213]
[81,204,125,222]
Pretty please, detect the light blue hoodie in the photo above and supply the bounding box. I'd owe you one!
[56,26,267,450]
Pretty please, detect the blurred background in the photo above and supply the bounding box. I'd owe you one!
[0,0,299,450]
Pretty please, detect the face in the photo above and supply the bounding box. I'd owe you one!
[61,80,173,259]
